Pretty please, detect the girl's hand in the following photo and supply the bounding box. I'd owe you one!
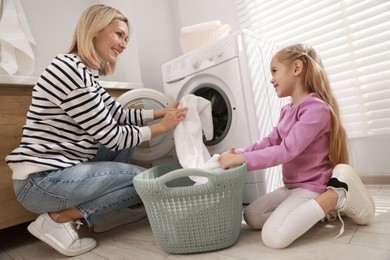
[219,147,245,169]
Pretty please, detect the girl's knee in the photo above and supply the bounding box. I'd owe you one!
[261,230,290,249]
[261,224,293,249]
[243,208,264,230]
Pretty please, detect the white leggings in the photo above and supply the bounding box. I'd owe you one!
[243,187,325,249]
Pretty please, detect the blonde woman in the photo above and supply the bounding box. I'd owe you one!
[219,44,375,248]
[6,4,187,256]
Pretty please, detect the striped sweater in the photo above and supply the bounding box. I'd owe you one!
[6,54,153,180]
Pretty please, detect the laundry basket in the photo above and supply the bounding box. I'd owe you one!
[133,163,247,254]
[179,24,231,53]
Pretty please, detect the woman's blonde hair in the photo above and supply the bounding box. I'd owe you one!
[275,44,349,166]
[68,4,128,76]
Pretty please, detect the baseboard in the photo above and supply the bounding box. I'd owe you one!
[360,175,390,185]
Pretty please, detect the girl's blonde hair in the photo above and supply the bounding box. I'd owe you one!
[276,44,349,166]
[68,4,128,76]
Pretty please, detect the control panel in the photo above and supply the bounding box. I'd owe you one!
[162,33,240,83]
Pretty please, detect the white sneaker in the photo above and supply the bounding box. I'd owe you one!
[27,213,96,256]
[327,164,375,238]
[329,164,375,224]
[93,207,147,233]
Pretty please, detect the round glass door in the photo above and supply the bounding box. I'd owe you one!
[191,84,232,147]
[116,88,174,163]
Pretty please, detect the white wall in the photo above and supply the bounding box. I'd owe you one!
[128,0,181,92]
[17,0,142,83]
[349,135,390,176]
[174,0,239,30]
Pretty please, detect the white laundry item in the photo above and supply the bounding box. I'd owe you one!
[0,0,36,75]
[174,94,223,185]
[187,154,222,185]
[202,154,221,171]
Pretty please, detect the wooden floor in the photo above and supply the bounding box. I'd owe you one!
[1,184,389,260]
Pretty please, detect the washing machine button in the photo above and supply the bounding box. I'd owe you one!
[216,50,223,59]
[191,58,201,69]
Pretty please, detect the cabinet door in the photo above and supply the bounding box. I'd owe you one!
[0,85,37,229]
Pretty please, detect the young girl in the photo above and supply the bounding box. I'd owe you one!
[218,43,375,248]
[6,4,187,257]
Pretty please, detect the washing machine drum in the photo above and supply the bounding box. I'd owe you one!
[191,86,231,147]
[116,88,174,163]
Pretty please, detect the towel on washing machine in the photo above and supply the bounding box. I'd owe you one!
[174,94,223,184]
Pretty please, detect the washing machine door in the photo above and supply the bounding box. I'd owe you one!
[116,88,174,164]
[173,73,237,155]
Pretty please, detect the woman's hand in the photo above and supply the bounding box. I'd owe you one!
[149,104,187,137]
[153,101,181,119]
[219,147,245,169]
[159,107,187,131]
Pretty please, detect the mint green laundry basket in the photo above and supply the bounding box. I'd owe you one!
[133,163,247,254]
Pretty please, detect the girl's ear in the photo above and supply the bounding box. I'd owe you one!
[293,60,304,76]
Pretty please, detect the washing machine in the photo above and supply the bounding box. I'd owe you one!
[161,30,288,203]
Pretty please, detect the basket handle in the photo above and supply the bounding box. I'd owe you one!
[157,167,221,186]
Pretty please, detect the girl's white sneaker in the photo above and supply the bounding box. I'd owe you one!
[329,164,375,225]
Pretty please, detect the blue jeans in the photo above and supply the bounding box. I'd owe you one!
[13,146,145,226]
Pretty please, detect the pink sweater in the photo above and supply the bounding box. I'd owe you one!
[236,93,332,193]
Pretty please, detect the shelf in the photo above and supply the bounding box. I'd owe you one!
[0,75,143,89]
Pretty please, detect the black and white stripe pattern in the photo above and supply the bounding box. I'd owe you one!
[6,54,146,173]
